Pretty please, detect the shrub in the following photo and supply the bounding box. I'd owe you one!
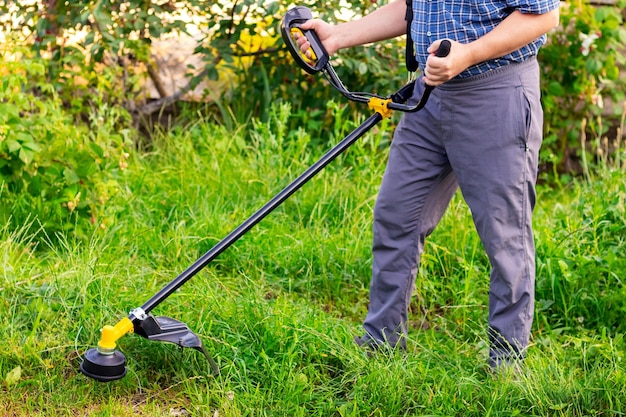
[0,47,133,238]
[539,0,626,177]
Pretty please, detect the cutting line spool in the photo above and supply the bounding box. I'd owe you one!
[80,348,127,382]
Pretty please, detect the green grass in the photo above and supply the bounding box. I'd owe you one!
[1,103,625,416]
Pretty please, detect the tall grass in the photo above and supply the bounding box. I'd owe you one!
[1,102,625,416]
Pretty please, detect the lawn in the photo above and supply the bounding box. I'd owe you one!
[1,104,625,416]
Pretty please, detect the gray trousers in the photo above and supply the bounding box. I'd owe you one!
[363,57,542,365]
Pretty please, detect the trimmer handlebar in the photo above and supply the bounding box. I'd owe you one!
[280,6,451,114]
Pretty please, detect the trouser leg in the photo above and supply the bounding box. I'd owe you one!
[441,59,543,365]
[363,88,458,348]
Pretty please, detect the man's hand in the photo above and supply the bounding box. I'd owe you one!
[296,19,340,58]
[295,0,408,59]
[424,39,471,86]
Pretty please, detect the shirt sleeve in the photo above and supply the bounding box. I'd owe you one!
[507,0,561,15]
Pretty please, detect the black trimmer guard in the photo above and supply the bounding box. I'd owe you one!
[134,314,220,375]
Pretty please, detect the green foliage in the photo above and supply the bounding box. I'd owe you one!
[0,48,133,237]
[4,0,625,178]
[539,0,626,175]
[0,1,157,115]
[0,0,405,135]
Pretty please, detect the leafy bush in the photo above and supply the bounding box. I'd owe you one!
[0,0,174,109]
[539,0,626,176]
[181,0,407,134]
[0,47,132,238]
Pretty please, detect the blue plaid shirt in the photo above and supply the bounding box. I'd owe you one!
[410,0,560,78]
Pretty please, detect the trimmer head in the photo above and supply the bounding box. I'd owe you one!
[79,312,219,382]
[80,347,127,382]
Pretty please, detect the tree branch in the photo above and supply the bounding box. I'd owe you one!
[137,67,208,116]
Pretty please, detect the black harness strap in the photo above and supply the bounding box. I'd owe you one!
[405,0,418,72]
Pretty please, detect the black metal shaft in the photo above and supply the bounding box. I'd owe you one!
[140,112,384,314]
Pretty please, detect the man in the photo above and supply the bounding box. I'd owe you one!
[297,0,560,368]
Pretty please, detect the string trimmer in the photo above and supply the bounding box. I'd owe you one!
[79,6,450,382]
